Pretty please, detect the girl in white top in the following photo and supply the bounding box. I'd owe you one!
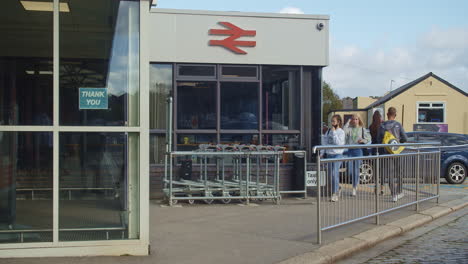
[344,115,371,196]
[324,115,345,202]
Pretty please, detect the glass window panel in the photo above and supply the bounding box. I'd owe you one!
[178,65,215,77]
[221,82,258,129]
[59,132,139,241]
[177,134,216,151]
[0,2,53,126]
[418,103,430,107]
[222,66,257,78]
[60,0,140,126]
[177,81,216,129]
[262,66,300,130]
[150,134,166,164]
[0,132,53,243]
[150,64,172,129]
[262,134,300,150]
[220,134,258,145]
[418,108,444,123]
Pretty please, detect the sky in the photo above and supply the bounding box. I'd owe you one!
[153,0,468,98]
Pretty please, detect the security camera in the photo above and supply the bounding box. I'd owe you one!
[316,22,324,31]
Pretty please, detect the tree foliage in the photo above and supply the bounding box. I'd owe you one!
[322,81,342,123]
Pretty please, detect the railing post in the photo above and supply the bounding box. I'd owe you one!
[246,154,250,205]
[437,147,441,204]
[316,150,321,244]
[375,149,380,225]
[416,148,420,212]
[304,151,308,199]
[169,153,173,206]
[276,153,281,205]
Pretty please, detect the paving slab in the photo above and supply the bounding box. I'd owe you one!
[419,206,453,219]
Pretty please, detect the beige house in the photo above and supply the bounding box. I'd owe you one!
[329,72,468,134]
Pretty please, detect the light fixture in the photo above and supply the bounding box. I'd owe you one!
[20,1,70,12]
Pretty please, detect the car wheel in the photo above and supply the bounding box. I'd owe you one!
[359,162,373,184]
[446,162,466,184]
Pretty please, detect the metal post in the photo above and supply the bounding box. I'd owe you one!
[246,154,250,205]
[316,151,321,244]
[169,153,173,206]
[276,153,280,205]
[416,149,420,211]
[375,150,380,225]
[304,151,308,199]
[437,147,441,204]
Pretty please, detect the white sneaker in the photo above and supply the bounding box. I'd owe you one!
[397,193,405,200]
[352,188,357,196]
[392,195,398,202]
[331,194,338,202]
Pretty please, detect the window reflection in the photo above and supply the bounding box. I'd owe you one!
[150,64,172,129]
[60,0,139,126]
[221,82,258,129]
[177,134,216,151]
[262,66,300,130]
[177,82,216,129]
[0,132,53,243]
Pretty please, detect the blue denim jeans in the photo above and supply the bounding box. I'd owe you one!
[347,149,363,188]
[327,154,343,194]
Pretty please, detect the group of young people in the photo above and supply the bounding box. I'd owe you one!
[323,107,408,202]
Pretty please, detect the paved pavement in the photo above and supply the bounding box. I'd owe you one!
[2,182,467,264]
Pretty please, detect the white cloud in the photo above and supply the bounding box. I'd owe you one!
[279,7,304,14]
[324,27,468,98]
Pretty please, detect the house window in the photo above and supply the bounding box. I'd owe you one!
[417,102,445,123]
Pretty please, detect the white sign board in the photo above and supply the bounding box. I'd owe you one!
[306,171,326,187]
[147,9,329,66]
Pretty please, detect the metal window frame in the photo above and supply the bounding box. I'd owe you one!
[416,101,446,124]
[0,0,149,256]
[149,63,305,163]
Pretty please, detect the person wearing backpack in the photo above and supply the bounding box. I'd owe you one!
[324,115,346,202]
[344,115,371,196]
[377,107,408,202]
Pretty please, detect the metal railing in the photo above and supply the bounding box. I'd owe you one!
[313,143,441,244]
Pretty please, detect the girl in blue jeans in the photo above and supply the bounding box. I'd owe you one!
[324,115,345,202]
[344,115,371,196]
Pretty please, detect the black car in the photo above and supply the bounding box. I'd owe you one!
[406,132,468,184]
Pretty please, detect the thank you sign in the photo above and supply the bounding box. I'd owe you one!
[79,88,108,109]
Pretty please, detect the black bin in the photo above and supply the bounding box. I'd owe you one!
[179,159,193,180]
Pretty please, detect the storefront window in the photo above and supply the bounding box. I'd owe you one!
[177,134,216,151]
[221,82,258,129]
[262,134,300,150]
[59,0,140,126]
[150,134,166,164]
[150,64,173,129]
[262,66,300,130]
[221,66,257,78]
[177,81,216,129]
[0,132,53,243]
[0,2,53,126]
[59,132,139,241]
[220,134,258,145]
[178,65,216,78]
[417,102,445,123]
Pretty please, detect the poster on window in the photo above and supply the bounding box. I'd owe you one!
[413,124,448,132]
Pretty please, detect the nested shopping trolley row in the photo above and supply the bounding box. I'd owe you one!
[163,144,305,205]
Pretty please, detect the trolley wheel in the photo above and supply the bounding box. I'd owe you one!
[204,199,214,204]
[171,199,178,205]
[188,199,195,204]
[221,198,231,204]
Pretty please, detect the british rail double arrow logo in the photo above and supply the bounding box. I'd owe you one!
[209,22,256,54]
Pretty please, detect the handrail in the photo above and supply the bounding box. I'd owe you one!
[312,142,440,153]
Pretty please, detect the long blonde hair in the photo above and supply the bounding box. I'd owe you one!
[352,114,364,127]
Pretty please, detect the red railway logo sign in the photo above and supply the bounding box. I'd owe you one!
[209,22,256,54]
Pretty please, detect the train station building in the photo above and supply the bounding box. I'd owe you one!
[0,0,329,257]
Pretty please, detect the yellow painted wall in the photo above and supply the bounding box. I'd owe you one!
[381,76,468,134]
[354,97,379,109]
